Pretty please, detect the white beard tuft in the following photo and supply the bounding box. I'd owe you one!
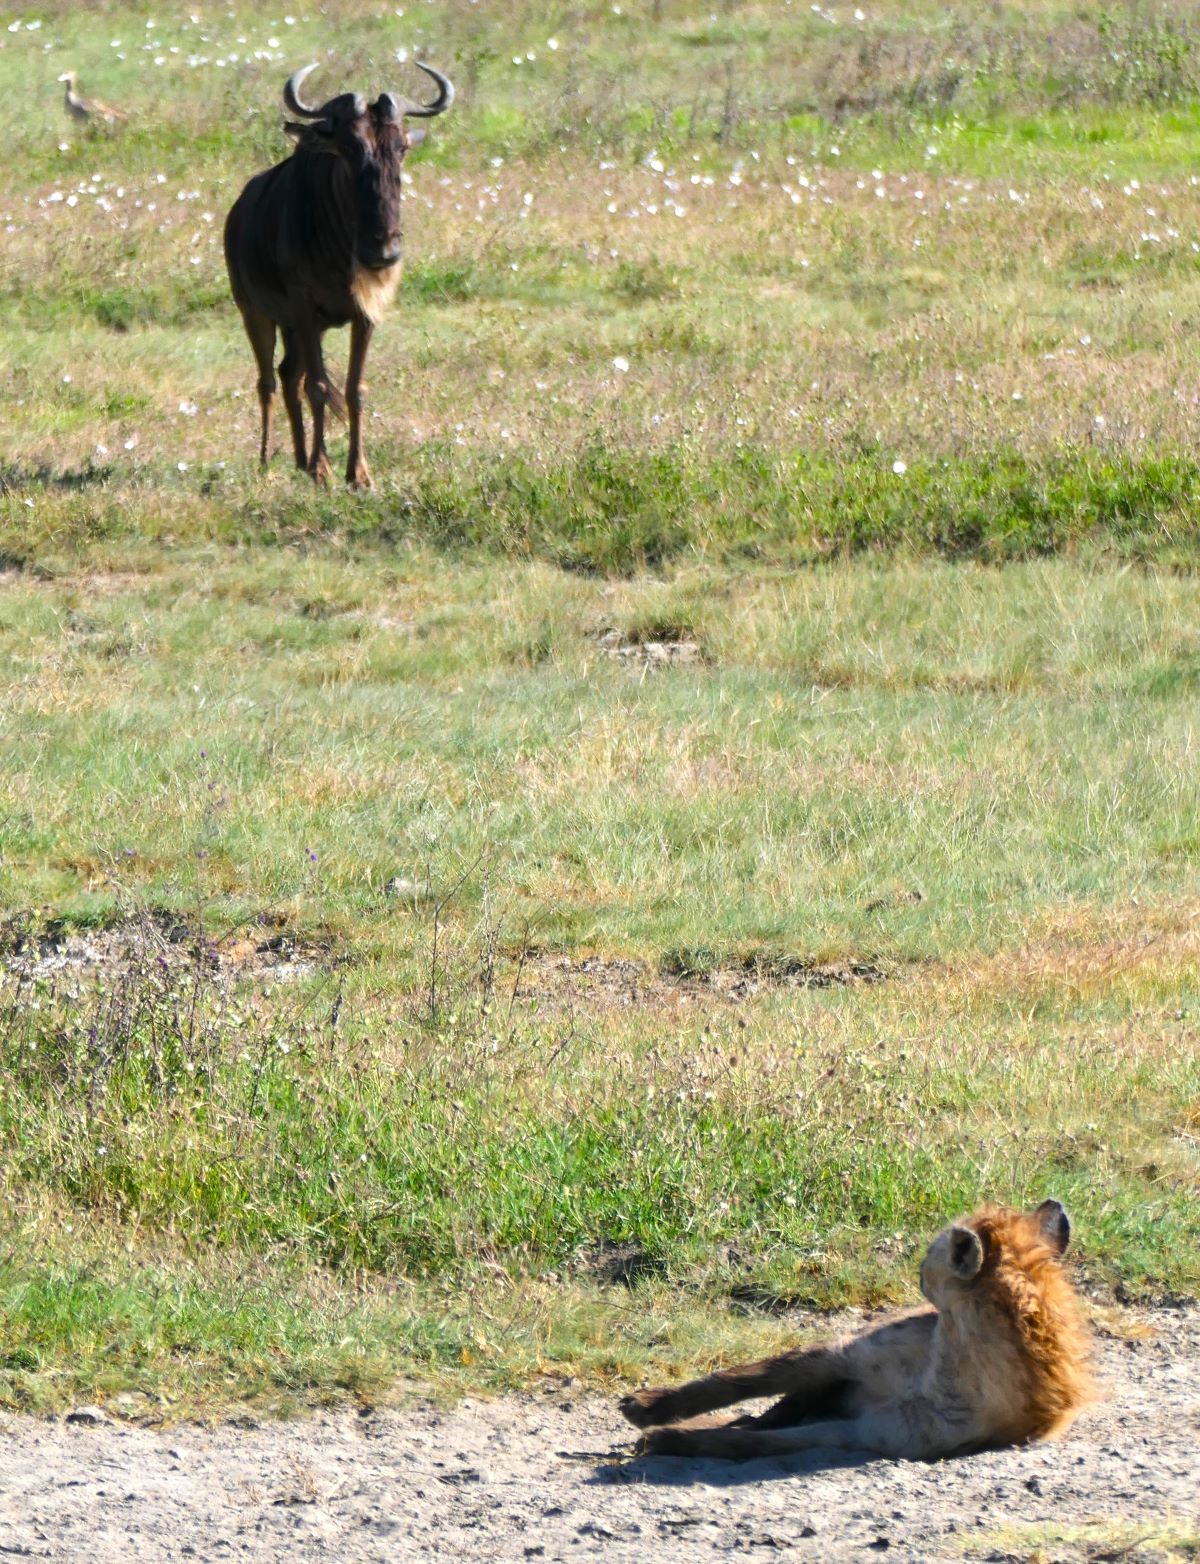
[351,261,402,325]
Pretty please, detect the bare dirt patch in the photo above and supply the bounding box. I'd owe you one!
[0,911,332,987]
[513,950,888,1010]
[0,1310,1194,1561]
[592,626,704,667]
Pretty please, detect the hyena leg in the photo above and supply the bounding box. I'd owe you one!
[619,1343,848,1430]
[641,1400,956,1463]
[641,1415,876,1461]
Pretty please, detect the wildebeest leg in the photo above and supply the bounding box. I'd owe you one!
[298,325,334,485]
[239,306,277,468]
[345,316,374,490]
[278,328,308,472]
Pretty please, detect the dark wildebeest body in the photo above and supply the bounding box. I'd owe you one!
[224,62,452,488]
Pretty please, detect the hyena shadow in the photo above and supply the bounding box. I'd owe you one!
[583,1440,885,1488]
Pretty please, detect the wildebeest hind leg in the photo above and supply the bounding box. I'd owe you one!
[298,325,334,485]
[239,307,277,468]
[279,329,308,472]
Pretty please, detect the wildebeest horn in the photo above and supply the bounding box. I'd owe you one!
[398,61,454,117]
[283,64,324,118]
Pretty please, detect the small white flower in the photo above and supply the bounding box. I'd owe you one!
[612,356,630,373]
[892,459,907,475]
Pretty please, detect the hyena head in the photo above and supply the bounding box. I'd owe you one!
[919,1199,1070,1308]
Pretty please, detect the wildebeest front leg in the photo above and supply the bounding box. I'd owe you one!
[278,327,308,472]
[345,316,374,490]
[238,307,278,468]
[299,325,334,485]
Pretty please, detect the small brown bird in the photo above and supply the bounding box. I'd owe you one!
[58,70,128,126]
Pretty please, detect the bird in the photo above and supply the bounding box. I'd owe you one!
[57,71,128,126]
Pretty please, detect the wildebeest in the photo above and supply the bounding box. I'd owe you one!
[224,61,453,489]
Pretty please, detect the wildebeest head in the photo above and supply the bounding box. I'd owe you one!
[282,62,453,271]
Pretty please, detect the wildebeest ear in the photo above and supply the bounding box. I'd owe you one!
[285,118,333,137]
[404,126,427,149]
[949,1225,984,1280]
[1034,1199,1070,1255]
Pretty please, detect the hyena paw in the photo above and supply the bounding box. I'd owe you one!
[618,1389,676,1429]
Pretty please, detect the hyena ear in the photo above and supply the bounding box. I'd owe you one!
[1034,1199,1071,1255]
[949,1225,984,1280]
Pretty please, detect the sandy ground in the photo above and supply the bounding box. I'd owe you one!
[0,1311,1196,1563]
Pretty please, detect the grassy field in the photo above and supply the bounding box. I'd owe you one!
[0,0,1199,1416]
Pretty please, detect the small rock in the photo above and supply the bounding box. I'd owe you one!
[65,1406,108,1427]
[436,1467,482,1486]
[383,876,432,903]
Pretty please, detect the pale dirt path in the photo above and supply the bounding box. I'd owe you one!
[0,1312,1196,1563]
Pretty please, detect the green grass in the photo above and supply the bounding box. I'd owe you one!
[14,442,1200,578]
[0,0,1199,1414]
[1,887,1196,1415]
[3,556,1200,952]
[0,553,1197,1411]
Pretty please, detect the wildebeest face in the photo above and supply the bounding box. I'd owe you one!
[285,93,415,270]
